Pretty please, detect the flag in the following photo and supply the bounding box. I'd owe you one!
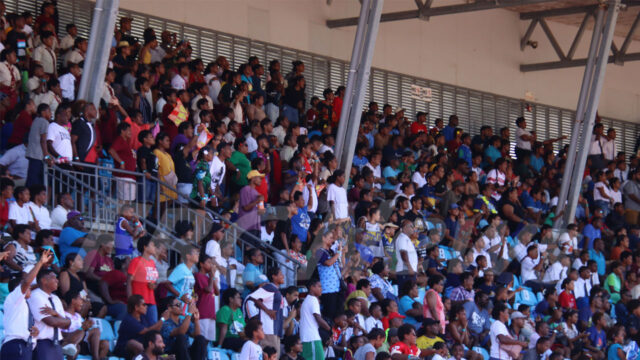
[168,99,188,126]
[196,127,213,149]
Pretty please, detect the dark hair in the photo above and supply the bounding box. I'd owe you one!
[11,224,30,240]
[492,301,508,319]
[221,288,240,306]
[263,346,276,358]
[34,229,54,248]
[64,289,81,305]
[137,236,153,255]
[266,267,281,282]
[143,331,161,350]
[427,274,444,288]
[245,318,262,340]
[13,186,27,200]
[397,324,415,341]
[283,335,301,353]
[36,268,56,284]
[116,121,131,135]
[400,280,417,297]
[127,294,145,313]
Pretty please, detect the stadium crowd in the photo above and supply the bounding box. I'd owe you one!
[0,2,639,360]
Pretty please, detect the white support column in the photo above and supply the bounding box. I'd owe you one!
[562,0,621,225]
[334,0,384,188]
[77,0,120,108]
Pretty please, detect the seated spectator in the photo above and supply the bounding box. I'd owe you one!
[139,331,167,360]
[160,296,207,360]
[100,256,129,321]
[59,252,107,317]
[83,237,114,293]
[50,192,74,231]
[3,224,36,278]
[128,237,159,323]
[216,288,246,352]
[114,295,168,359]
[58,211,94,261]
[8,186,30,230]
[61,290,109,359]
[26,185,51,231]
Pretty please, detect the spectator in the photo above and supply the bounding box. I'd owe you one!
[58,211,94,261]
[139,331,166,360]
[114,295,168,359]
[100,256,129,320]
[215,288,246,352]
[193,253,219,342]
[50,192,74,231]
[127,237,159,323]
[167,245,199,302]
[300,278,331,360]
[160,296,207,360]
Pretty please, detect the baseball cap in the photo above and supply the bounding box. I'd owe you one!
[247,170,265,180]
[510,311,527,320]
[67,211,82,220]
[449,203,459,211]
[117,41,130,48]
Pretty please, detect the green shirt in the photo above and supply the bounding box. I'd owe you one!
[216,305,245,341]
[229,151,251,187]
[605,273,621,304]
[190,160,212,201]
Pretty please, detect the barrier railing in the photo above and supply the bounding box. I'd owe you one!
[44,161,301,283]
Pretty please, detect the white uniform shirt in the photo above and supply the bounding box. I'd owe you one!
[395,233,418,273]
[3,286,31,343]
[28,288,65,342]
[300,295,321,342]
[33,45,57,75]
[27,201,51,230]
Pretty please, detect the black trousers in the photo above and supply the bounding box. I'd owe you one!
[221,337,245,352]
[34,339,63,360]
[321,292,343,321]
[0,339,32,360]
[171,334,207,360]
[26,157,44,187]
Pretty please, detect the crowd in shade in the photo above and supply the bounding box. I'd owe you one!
[0,1,640,360]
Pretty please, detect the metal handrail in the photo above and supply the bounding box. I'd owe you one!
[44,161,301,275]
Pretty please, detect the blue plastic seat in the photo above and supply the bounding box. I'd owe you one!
[472,346,489,360]
[95,318,116,351]
[515,286,538,307]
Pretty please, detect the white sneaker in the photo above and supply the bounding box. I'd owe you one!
[62,344,78,357]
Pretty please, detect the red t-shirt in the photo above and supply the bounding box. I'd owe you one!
[162,103,178,140]
[194,272,216,320]
[558,290,577,309]
[8,110,33,145]
[127,256,159,305]
[410,122,427,135]
[0,200,9,228]
[102,270,128,303]
[111,135,136,180]
[98,108,118,148]
[85,249,114,278]
[390,341,419,357]
[124,117,151,150]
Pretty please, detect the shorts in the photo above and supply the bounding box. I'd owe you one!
[198,318,216,341]
[116,177,137,201]
[302,340,324,360]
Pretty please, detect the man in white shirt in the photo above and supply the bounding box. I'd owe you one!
[395,220,418,287]
[28,268,72,360]
[411,162,428,189]
[58,63,81,102]
[603,128,617,161]
[543,255,569,286]
[171,63,189,90]
[558,224,580,255]
[32,31,57,77]
[63,37,87,69]
[326,170,349,222]
[46,104,73,161]
[300,279,330,360]
[490,303,528,360]
[520,245,545,292]
[27,185,51,231]
[365,152,384,190]
[574,266,593,300]
[1,250,48,360]
[59,24,77,53]
[50,192,74,231]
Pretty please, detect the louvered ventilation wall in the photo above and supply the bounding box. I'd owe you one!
[14,0,639,156]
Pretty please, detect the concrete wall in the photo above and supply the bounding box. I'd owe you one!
[118,0,640,123]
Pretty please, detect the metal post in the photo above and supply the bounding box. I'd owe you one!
[334,0,372,161]
[564,0,621,224]
[555,6,605,223]
[77,0,120,108]
[336,0,384,186]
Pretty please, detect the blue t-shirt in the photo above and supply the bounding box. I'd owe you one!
[398,295,420,327]
[242,263,267,296]
[291,207,311,242]
[582,224,601,250]
[458,144,472,167]
[353,156,368,170]
[443,125,456,142]
[168,263,196,299]
[58,227,88,261]
[530,156,544,173]
[587,326,606,350]
[315,248,340,294]
[115,314,150,356]
[444,217,458,238]
[483,146,501,166]
[115,217,134,256]
[464,301,490,335]
[382,166,401,191]
[161,316,195,352]
[589,249,606,276]
[608,344,624,360]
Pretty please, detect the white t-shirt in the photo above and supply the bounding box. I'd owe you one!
[300,295,321,342]
[542,262,566,283]
[482,234,508,260]
[9,202,30,225]
[365,162,382,189]
[50,205,69,230]
[558,232,578,254]
[47,122,73,159]
[593,181,610,202]
[472,248,493,269]
[490,320,512,360]
[3,286,30,343]
[327,183,349,220]
[365,316,383,332]
[260,226,274,245]
[520,256,538,283]
[411,171,427,189]
[28,201,51,230]
[302,180,318,213]
[610,189,622,204]
[205,239,221,260]
[516,127,532,150]
[239,340,263,360]
[395,233,418,273]
[171,74,187,90]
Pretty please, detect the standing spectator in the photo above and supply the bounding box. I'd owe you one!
[327,170,349,223]
[26,104,53,187]
[194,253,219,342]
[71,102,99,164]
[127,237,159,324]
[300,279,331,360]
[109,122,137,203]
[395,220,418,287]
[167,245,199,302]
[0,250,46,360]
[152,132,178,219]
[315,229,343,321]
[8,99,36,148]
[99,257,129,321]
[28,268,72,360]
[238,170,266,236]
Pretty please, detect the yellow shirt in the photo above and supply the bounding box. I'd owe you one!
[416,335,444,350]
[153,149,177,201]
[344,290,369,310]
